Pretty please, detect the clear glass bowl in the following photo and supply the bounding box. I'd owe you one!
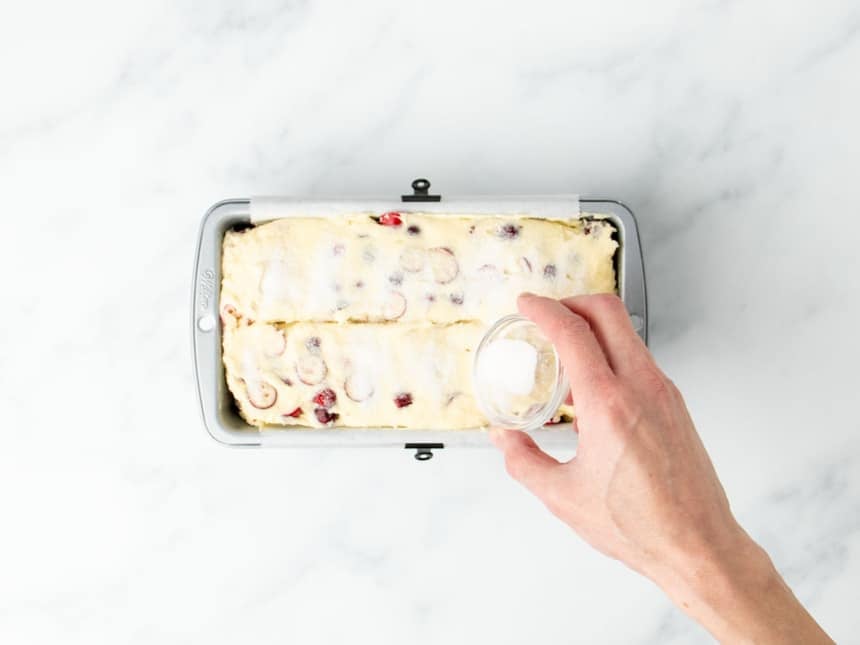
[472,314,569,431]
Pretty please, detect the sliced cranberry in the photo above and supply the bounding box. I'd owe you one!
[478,264,502,282]
[429,247,459,284]
[383,291,407,320]
[247,381,277,410]
[284,406,303,418]
[378,212,402,227]
[497,223,522,239]
[394,392,413,408]
[449,292,464,305]
[543,264,557,279]
[295,355,327,385]
[344,375,374,402]
[314,407,339,424]
[221,303,240,322]
[313,388,337,409]
[407,224,421,235]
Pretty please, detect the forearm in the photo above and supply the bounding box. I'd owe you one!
[653,530,833,644]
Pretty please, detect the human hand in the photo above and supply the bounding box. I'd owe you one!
[490,293,832,644]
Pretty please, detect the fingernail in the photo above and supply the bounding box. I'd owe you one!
[518,291,537,301]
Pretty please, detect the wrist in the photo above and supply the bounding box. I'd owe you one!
[649,526,832,644]
[650,526,780,641]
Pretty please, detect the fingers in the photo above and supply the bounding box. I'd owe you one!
[518,293,616,406]
[489,428,564,498]
[560,294,653,375]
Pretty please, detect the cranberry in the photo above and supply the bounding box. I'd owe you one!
[296,355,327,385]
[314,408,339,424]
[497,223,521,239]
[247,381,277,410]
[543,264,557,279]
[394,392,413,408]
[284,407,303,418]
[407,225,421,235]
[313,388,337,409]
[378,212,402,227]
[383,291,407,320]
[449,292,464,305]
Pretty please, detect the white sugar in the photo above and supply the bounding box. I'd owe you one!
[476,338,537,397]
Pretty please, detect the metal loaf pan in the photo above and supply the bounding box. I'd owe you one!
[191,182,647,458]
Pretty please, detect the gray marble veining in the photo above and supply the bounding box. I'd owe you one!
[1,0,858,643]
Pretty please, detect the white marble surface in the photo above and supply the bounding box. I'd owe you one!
[2,0,859,642]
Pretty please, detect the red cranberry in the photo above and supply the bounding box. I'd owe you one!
[394,392,413,408]
[313,388,337,409]
[314,408,339,424]
[378,212,402,227]
[497,223,521,239]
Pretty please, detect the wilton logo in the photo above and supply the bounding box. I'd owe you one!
[198,269,216,312]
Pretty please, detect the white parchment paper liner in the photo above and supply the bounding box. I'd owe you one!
[250,194,581,223]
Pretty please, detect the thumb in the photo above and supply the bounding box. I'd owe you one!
[489,428,563,498]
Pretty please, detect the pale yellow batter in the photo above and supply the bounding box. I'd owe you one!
[223,320,487,428]
[221,214,617,325]
[221,212,617,428]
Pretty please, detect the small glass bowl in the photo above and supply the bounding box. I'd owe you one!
[472,314,569,431]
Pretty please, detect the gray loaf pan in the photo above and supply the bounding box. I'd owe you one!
[191,183,647,459]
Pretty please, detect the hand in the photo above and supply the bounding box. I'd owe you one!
[490,293,833,644]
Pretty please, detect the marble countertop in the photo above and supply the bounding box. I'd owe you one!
[2,1,858,642]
